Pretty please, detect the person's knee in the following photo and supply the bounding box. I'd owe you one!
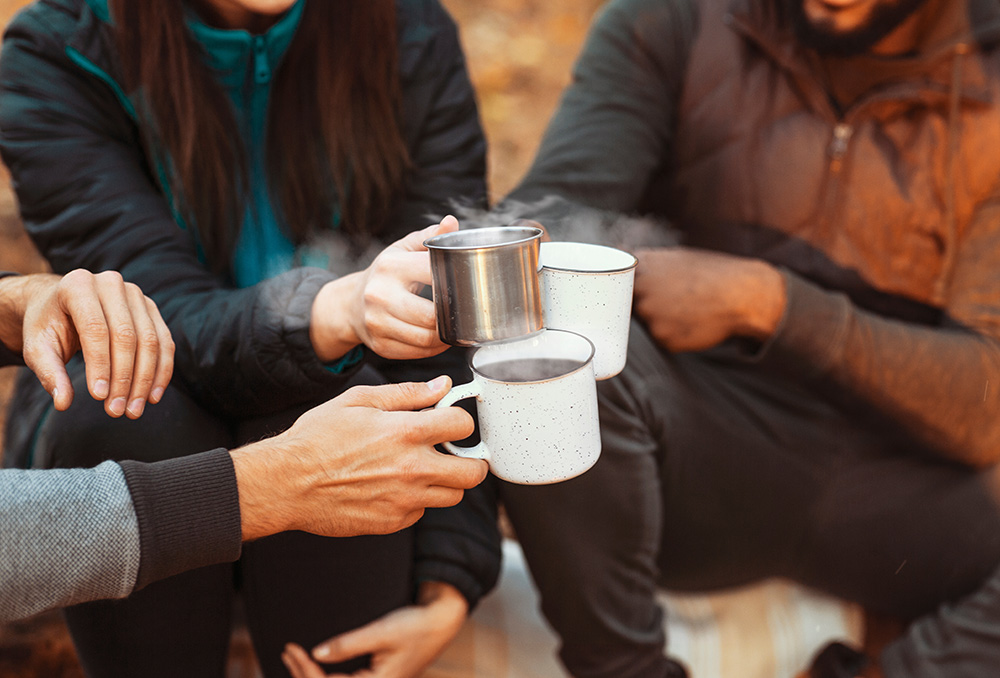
[36,381,231,468]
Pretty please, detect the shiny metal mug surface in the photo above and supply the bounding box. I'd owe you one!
[424,225,544,346]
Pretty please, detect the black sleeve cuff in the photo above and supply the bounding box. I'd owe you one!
[119,448,243,589]
[413,560,488,611]
[412,478,503,612]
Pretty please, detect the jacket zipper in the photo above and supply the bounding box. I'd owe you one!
[828,122,854,174]
[253,36,270,85]
[815,120,854,235]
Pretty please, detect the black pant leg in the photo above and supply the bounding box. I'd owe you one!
[38,364,237,678]
[652,349,1000,677]
[501,324,841,678]
[240,529,415,677]
[794,449,1000,677]
[233,364,417,677]
[499,324,678,678]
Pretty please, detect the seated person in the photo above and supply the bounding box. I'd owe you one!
[0,270,486,627]
[0,0,502,675]
[490,0,1000,676]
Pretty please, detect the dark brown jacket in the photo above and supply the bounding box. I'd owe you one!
[508,0,1000,465]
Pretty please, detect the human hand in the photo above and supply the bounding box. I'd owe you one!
[230,375,487,541]
[633,247,786,353]
[310,216,460,362]
[281,581,469,678]
[0,270,173,417]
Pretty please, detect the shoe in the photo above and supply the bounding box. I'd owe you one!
[808,642,869,678]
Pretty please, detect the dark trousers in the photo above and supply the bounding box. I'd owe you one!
[500,323,1000,678]
[33,362,413,678]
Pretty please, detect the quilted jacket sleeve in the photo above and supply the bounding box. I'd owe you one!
[0,9,352,417]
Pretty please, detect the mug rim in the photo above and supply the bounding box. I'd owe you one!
[539,241,638,274]
[470,329,596,385]
[424,226,543,251]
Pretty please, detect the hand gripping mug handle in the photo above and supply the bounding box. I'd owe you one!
[434,380,491,462]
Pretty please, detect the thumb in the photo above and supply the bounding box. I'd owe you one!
[22,339,75,411]
[311,618,391,664]
[395,215,460,252]
[433,214,460,234]
[342,376,452,412]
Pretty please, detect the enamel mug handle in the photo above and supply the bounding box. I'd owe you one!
[434,380,491,462]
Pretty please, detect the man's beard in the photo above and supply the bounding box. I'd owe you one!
[787,0,931,56]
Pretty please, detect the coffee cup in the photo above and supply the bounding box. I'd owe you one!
[425,225,544,347]
[539,241,637,380]
[434,329,600,485]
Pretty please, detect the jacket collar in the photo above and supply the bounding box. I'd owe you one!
[68,0,304,93]
[83,0,110,22]
[185,1,304,91]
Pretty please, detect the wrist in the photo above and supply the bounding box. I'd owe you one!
[0,274,57,353]
[0,275,25,352]
[230,438,300,541]
[737,262,786,342]
[310,274,363,362]
[417,581,469,632]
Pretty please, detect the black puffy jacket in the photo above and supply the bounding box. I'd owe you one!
[0,0,500,607]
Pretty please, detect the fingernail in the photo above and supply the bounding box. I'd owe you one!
[110,397,126,416]
[94,380,109,399]
[52,387,60,400]
[427,375,448,391]
[313,644,331,659]
[150,387,165,404]
[127,398,145,417]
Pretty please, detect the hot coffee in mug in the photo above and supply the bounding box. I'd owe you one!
[434,329,600,485]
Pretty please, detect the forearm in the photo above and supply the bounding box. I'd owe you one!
[0,461,140,622]
[0,449,243,623]
[118,448,242,588]
[761,273,1000,466]
[309,272,364,363]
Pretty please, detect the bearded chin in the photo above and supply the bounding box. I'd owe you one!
[787,0,930,56]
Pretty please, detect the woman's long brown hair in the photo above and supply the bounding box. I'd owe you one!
[112,0,410,272]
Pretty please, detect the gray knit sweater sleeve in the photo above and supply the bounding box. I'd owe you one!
[0,448,243,623]
[0,460,139,622]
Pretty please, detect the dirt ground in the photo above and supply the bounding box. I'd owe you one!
[0,1,601,675]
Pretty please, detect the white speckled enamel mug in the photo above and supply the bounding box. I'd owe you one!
[434,329,600,485]
[539,242,638,380]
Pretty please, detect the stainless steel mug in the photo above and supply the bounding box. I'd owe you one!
[424,224,544,346]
